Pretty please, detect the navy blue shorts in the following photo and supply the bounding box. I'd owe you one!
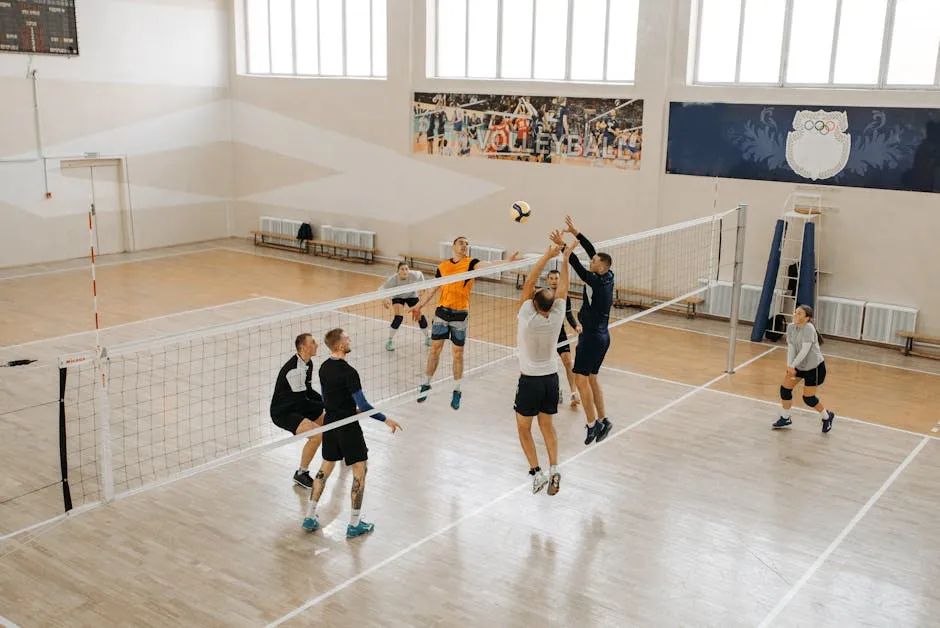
[573,331,610,375]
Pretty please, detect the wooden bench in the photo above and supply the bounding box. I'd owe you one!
[250,230,309,254]
[251,230,377,264]
[312,241,377,264]
[897,331,940,360]
[613,287,704,318]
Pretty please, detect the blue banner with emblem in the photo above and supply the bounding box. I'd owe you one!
[665,102,940,193]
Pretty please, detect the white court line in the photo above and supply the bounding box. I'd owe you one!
[757,436,930,628]
[0,501,101,544]
[264,345,780,627]
[0,613,22,628]
[631,320,940,379]
[599,363,940,442]
[0,246,222,282]
[0,297,276,351]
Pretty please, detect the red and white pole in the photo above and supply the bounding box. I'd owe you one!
[88,198,114,501]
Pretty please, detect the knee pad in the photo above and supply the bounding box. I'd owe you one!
[418,315,428,329]
[802,395,820,408]
[391,315,404,329]
[779,386,793,401]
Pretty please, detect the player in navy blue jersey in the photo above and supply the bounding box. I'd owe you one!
[553,215,615,446]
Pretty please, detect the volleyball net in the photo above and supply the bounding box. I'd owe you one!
[55,207,745,513]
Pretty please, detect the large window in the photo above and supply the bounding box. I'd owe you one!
[693,0,940,88]
[245,0,387,77]
[430,0,640,83]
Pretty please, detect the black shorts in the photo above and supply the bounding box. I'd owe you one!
[556,328,570,355]
[795,361,827,387]
[573,331,610,375]
[392,296,420,307]
[514,373,560,417]
[271,397,324,434]
[322,421,369,465]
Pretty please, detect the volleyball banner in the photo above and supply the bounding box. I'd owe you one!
[666,101,940,193]
[413,92,644,170]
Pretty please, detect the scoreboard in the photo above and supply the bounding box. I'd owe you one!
[0,0,78,56]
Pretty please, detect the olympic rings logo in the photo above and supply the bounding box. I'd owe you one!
[803,119,839,135]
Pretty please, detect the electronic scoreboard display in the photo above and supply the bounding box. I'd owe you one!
[0,1,78,56]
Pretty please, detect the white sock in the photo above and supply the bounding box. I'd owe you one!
[819,408,829,419]
[587,420,596,428]
[454,381,461,392]
[549,464,558,476]
[388,328,397,340]
[305,499,318,519]
[350,509,361,526]
[571,391,579,400]
[299,466,308,473]
[423,375,431,386]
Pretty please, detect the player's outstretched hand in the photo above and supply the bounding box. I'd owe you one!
[383,298,392,310]
[507,251,521,262]
[385,418,404,433]
[564,215,579,236]
[549,229,565,247]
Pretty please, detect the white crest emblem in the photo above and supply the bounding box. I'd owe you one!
[785,110,851,180]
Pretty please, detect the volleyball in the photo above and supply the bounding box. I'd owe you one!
[510,201,532,223]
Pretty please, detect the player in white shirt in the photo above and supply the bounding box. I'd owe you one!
[514,232,572,496]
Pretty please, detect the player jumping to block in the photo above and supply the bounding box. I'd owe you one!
[302,328,402,537]
[546,269,581,408]
[411,236,520,410]
[270,333,326,489]
[515,234,572,495]
[553,215,615,446]
[382,262,431,351]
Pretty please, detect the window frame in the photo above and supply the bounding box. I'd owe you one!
[244,0,387,79]
[691,0,940,90]
[428,0,639,84]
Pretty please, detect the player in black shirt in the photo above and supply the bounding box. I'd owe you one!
[555,215,615,446]
[546,269,581,409]
[302,328,402,538]
[270,333,325,489]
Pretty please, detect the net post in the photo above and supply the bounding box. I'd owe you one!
[727,203,748,374]
[96,346,115,502]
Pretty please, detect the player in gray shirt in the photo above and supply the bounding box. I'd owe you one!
[773,305,836,433]
[382,262,431,351]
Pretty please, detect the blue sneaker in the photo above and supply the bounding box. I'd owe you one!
[302,516,320,532]
[346,520,375,538]
[417,384,431,403]
[595,418,612,443]
[822,411,835,433]
[451,390,462,410]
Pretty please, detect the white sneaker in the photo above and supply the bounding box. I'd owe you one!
[532,470,548,494]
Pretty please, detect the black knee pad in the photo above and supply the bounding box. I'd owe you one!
[391,315,404,329]
[418,315,428,329]
[780,386,793,401]
[802,395,820,407]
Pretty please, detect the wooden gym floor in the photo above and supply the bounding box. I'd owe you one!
[1,241,939,627]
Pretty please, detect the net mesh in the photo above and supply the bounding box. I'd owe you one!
[59,211,731,510]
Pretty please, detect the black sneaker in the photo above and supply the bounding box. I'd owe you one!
[584,423,598,445]
[293,470,313,489]
[595,418,612,443]
[822,411,835,433]
[417,384,431,403]
[772,416,792,429]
